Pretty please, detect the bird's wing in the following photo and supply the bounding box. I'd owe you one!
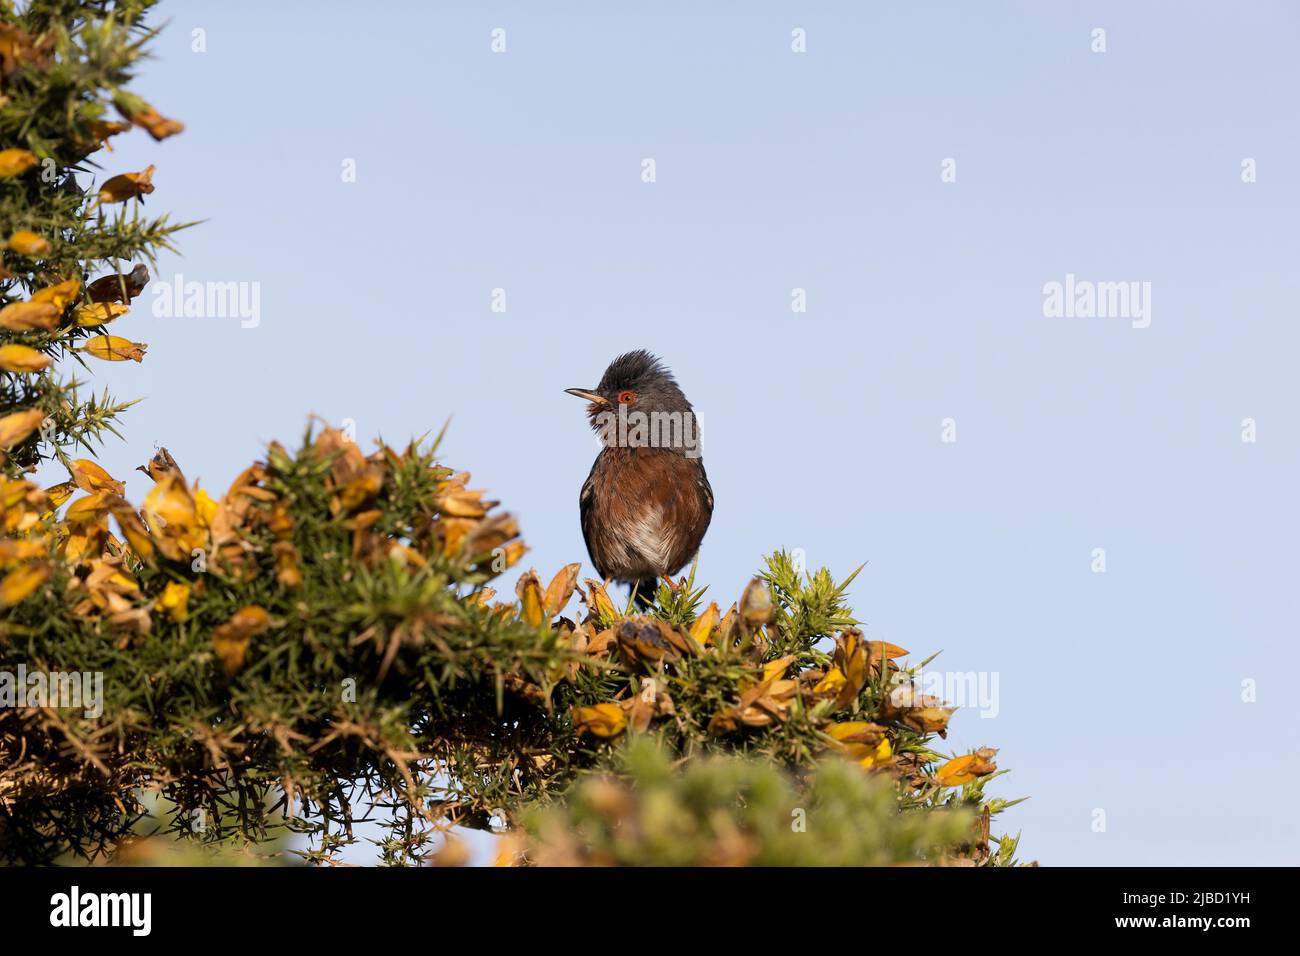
[579,454,601,571]
[694,459,714,517]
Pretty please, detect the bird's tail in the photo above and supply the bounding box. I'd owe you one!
[631,578,660,611]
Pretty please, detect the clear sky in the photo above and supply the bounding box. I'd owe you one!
[65,0,1299,865]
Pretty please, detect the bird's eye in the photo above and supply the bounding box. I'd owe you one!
[617,390,636,405]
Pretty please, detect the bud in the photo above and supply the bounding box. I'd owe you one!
[80,335,147,362]
[739,578,774,625]
[0,148,37,178]
[0,409,45,450]
[0,301,58,332]
[98,164,156,203]
[73,302,130,327]
[0,345,51,373]
[6,230,51,257]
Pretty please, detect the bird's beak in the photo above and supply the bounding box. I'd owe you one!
[564,388,608,406]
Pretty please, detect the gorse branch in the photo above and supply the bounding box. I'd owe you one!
[0,1,1027,868]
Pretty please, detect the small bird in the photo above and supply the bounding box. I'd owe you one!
[566,350,713,608]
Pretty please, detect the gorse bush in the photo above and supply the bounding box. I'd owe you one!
[1,1,1026,867]
[1,0,186,475]
[523,737,986,868]
[1,425,1027,866]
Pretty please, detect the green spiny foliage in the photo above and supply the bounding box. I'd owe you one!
[1,2,1027,868]
[1,415,1025,865]
[523,736,976,867]
[1,0,189,476]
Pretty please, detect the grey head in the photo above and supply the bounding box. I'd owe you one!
[565,350,701,455]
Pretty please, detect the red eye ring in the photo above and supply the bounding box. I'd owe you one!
[617,390,636,405]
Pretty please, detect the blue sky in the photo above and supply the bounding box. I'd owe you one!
[65,0,1300,864]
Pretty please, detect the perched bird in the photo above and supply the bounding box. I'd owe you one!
[566,350,713,608]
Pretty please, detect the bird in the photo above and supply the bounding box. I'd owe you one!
[566,350,713,609]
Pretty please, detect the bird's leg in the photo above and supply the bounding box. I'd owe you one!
[660,575,682,595]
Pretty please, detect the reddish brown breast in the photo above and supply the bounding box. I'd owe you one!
[581,447,712,581]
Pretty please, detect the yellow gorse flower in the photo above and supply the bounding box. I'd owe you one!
[0,148,38,178]
[0,345,51,373]
[6,230,51,257]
